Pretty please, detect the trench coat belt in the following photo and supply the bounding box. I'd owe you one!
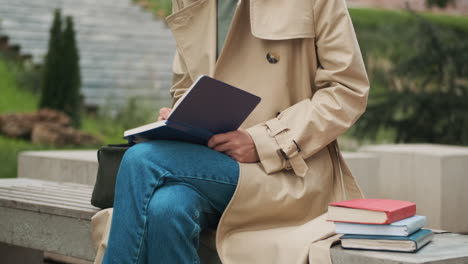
[265,119,309,177]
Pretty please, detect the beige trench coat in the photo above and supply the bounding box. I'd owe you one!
[92,0,369,263]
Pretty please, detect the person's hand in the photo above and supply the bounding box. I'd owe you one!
[158,107,172,121]
[207,129,259,163]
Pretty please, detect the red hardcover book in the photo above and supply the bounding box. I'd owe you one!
[327,199,416,225]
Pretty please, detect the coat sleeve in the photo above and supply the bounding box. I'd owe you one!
[246,0,369,177]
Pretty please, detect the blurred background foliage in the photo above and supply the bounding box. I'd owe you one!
[350,9,468,146]
[426,0,456,8]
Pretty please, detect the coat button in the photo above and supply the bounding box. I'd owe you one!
[266,52,279,64]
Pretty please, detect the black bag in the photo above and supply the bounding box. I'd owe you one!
[91,143,134,209]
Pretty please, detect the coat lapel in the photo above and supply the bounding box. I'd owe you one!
[166,0,217,78]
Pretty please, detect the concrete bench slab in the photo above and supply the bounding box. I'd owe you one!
[360,144,468,233]
[2,178,468,263]
[17,150,379,193]
[18,151,98,185]
[0,178,219,263]
[331,232,468,264]
[0,178,99,261]
[14,147,468,263]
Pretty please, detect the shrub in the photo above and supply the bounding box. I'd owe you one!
[353,13,468,145]
[39,9,82,128]
[62,16,82,128]
[426,0,455,8]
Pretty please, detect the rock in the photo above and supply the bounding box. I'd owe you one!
[36,109,70,126]
[1,109,102,146]
[31,123,103,146]
[0,113,36,138]
[0,109,70,138]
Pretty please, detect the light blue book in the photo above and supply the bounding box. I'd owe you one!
[335,215,427,236]
[340,229,433,253]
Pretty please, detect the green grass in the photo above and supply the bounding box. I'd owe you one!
[82,117,128,144]
[0,60,46,178]
[0,58,128,179]
[0,57,159,178]
[0,136,57,179]
[133,0,172,17]
[421,12,468,31]
[349,7,468,32]
[149,0,172,17]
[0,60,38,114]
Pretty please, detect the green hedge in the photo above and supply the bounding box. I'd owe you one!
[350,8,468,32]
[350,9,468,145]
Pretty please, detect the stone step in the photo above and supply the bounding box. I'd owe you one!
[82,71,173,84]
[82,77,160,87]
[23,48,174,64]
[0,19,170,44]
[84,96,172,109]
[81,88,171,101]
[0,2,153,21]
[81,68,171,79]
[0,13,153,27]
[12,39,175,56]
[1,23,172,40]
[80,80,173,92]
[3,34,175,51]
[0,0,139,9]
[81,60,174,72]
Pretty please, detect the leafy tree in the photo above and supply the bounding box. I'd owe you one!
[354,14,468,145]
[39,9,82,127]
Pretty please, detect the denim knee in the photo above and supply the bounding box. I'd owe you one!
[147,186,201,235]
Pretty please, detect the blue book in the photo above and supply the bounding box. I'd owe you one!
[124,75,261,144]
[335,215,427,236]
[340,229,433,253]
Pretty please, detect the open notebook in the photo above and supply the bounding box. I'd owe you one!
[124,75,261,144]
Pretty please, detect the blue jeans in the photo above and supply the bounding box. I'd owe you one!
[103,140,239,264]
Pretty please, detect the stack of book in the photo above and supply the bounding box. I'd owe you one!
[327,199,433,253]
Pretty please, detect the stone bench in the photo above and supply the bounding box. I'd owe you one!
[3,148,468,263]
[0,178,98,262]
[0,178,220,264]
[2,178,468,264]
